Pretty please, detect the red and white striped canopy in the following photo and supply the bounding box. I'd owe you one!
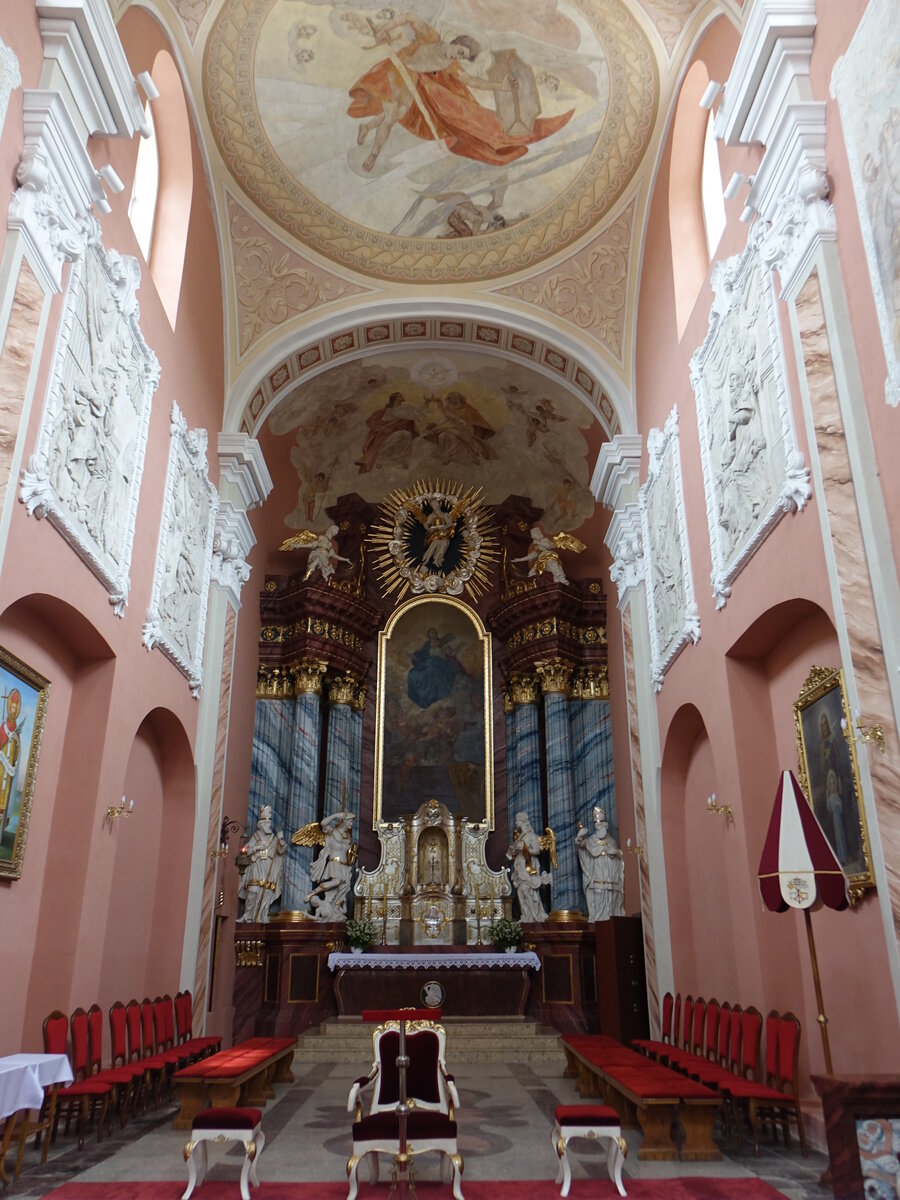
[757,770,848,912]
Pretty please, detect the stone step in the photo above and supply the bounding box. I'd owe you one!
[294,1018,567,1065]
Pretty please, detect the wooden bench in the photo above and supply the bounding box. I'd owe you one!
[172,1038,295,1130]
[562,1035,721,1162]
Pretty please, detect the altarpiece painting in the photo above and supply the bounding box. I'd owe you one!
[374,596,493,826]
[0,646,49,880]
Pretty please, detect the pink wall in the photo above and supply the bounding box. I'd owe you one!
[636,11,900,1093]
[0,6,225,1056]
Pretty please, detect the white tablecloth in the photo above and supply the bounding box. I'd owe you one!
[328,951,541,970]
[0,1054,73,1121]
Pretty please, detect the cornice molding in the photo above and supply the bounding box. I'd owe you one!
[210,500,255,608]
[592,434,643,509]
[217,433,273,510]
[604,502,644,610]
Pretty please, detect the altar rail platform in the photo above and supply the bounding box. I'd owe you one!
[295,1017,567,1067]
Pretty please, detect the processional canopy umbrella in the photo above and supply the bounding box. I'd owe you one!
[757,770,848,913]
[757,769,848,1075]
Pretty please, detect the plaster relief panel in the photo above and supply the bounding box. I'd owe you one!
[20,226,159,613]
[690,230,810,608]
[0,37,21,135]
[831,0,900,407]
[143,403,219,695]
[639,405,699,690]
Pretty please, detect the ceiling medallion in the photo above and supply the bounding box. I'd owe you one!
[370,480,497,603]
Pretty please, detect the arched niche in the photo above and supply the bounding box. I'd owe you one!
[660,702,736,996]
[0,593,115,1050]
[99,706,195,1006]
[669,60,713,340]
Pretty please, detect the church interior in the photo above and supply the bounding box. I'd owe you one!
[1,0,899,1196]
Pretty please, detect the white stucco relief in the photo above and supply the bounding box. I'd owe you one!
[0,38,21,136]
[691,225,811,608]
[143,404,219,696]
[639,406,699,691]
[20,223,159,612]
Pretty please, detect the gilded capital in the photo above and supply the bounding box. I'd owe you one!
[502,682,515,714]
[509,672,540,706]
[291,658,328,694]
[256,663,293,699]
[569,665,610,700]
[327,672,359,706]
[535,657,572,695]
[353,681,368,712]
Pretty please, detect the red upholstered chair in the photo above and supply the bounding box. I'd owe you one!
[659,994,692,1065]
[346,1019,462,1200]
[133,997,169,1108]
[86,1003,139,1127]
[43,1010,110,1149]
[174,990,221,1058]
[109,1002,146,1115]
[666,996,706,1069]
[703,1000,720,1061]
[725,1012,807,1157]
[632,990,673,1055]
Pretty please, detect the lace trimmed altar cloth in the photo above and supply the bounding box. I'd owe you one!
[328,951,541,970]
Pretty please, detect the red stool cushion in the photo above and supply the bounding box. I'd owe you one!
[192,1107,262,1131]
[554,1105,620,1127]
[353,1111,457,1140]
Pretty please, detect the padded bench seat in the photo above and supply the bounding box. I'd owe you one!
[172,1038,295,1130]
[561,1036,721,1162]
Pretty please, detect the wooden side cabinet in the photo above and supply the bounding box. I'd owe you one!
[593,915,649,1043]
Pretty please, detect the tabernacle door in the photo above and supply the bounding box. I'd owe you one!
[374,596,494,827]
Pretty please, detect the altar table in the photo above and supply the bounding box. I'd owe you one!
[0,1053,73,1184]
[327,950,541,1017]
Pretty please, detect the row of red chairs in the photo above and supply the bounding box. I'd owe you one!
[633,991,807,1156]
[38,991,221,1152]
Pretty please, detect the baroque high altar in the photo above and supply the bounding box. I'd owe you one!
[243,486,617,931]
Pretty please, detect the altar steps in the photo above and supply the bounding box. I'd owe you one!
[294,1017,567,1066]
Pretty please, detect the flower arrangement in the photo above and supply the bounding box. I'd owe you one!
[345,916,378,951]
[488,915,522,952]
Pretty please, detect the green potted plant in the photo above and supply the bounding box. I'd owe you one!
[488,915,523,954]
[345,916,378,954]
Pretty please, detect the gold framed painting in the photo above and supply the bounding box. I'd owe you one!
[0,645,50,880]
[794,665,873,902]
[373,595,493,828]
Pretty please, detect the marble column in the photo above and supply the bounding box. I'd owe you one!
[504,686,518,844]
[248,694,294,834]
[537,658,581,914]
[569,668,616,837]
[282,659,327,911]
[511,674,543,840]
[324,674,358,815]
[349,683,366,824]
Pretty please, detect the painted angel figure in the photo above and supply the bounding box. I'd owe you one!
[280,525,352,582]
[293,811,358,921]
[506,812,557,923]
[512,525,585,584]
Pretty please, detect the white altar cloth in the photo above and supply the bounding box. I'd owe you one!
[328,951,541,971]
[0,1054,73,1121]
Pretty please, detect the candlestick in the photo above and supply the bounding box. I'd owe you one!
[475,883,481,946]
[381,887,388,944]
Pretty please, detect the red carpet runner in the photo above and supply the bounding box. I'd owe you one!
[46,1179,788,1198]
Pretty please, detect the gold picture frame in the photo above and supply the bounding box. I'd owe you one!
[0,645,50,880]
[793,665,874,903]
[373,595,493,829]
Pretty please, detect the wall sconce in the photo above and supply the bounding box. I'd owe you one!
[210,815,243,862]
[841,713,885,754]
[707,793,734,825]
[105,796,134,825]
[625,837,645,861]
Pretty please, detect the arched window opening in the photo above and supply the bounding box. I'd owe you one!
[128,100,158,262]
[143,50,193,329]
[669,61,713,340]
[701,110,726,259]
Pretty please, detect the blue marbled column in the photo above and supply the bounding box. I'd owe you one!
[349,704,363,823]
[571,699,617,840]
[513,701,543,837]
[248,698,293,835]
[283,690,322,910]
[324,700,354,815]
[505,707,517,843]
[543,689,582,913]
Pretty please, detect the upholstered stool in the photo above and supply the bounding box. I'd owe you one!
[182,1107,265,1200]
[551,1104,627,1197]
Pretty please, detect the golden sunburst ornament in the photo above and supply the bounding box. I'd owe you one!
[369,479,497,602]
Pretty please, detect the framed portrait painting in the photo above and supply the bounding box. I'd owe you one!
[374,596,493,827]
[794,665,873,901]
[0,646,50,880]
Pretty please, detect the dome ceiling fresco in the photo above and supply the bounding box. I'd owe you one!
[204,0,658,282]
[263,349,602,531]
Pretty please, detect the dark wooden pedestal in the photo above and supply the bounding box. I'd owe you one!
[525,922,602,1033]
[232,921,340,1041]
[812,1074,900,1200]
[332,963,530,1016]
[594,915,649,1043]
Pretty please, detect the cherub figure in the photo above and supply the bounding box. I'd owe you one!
[512,525,585,584]
[280,525,352,582]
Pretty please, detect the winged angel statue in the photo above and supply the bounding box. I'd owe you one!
[280,526,352,582]
[292,811,357,921]
[512,526,586,584]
